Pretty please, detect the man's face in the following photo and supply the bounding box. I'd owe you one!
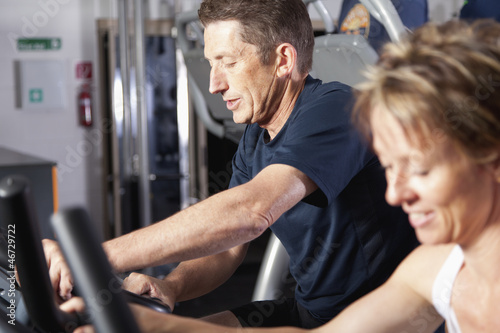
[204,20,282,126]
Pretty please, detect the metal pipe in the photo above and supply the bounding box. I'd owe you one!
[360,0,407,42]
[303,0,336,34]
[176,48,191,210]
[118,0,134,178]
[133,0,152,228]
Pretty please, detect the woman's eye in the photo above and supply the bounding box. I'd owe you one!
[413,170,429,176]
[409,165,430,176]
[380,164,391,173]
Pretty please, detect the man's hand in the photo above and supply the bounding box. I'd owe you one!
[42,239,74,302]
[60,297,94,333]
[122,272,176,311]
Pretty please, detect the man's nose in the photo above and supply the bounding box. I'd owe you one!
[209,66,228,95]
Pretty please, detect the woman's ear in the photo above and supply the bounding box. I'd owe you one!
[274,43,297,77]
[488,151,500,182]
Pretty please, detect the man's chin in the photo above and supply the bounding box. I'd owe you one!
[232,115,251,125]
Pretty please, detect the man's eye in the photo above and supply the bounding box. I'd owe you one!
[224,62,236,68]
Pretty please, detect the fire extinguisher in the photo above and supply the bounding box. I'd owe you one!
[78,84,92,127]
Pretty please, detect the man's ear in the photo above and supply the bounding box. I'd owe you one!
[274,43,297,77]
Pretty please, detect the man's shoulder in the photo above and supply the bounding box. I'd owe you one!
[294,77,354,123]
[299,77,353,110]
[304,76,352,97]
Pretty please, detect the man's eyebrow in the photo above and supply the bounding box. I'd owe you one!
[205,52,227,61]
[205,55,222,61]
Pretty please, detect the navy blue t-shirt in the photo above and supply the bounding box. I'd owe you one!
[460,0,500,21]
[229,76,417,322]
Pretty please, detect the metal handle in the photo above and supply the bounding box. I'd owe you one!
[360,0,407,42]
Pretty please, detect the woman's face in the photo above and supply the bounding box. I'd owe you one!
[370,107,498,245]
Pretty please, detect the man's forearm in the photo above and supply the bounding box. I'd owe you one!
[163,243,249,303]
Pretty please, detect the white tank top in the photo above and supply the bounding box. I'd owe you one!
[431,245,463,333]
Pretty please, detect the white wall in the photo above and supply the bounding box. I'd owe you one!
[0,0,103,226]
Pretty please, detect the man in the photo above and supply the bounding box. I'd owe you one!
[48,0,417,328]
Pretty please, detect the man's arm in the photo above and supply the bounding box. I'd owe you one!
[47,163,317,300]
[104,163,317,272]
[113,163,317,307]
[122,243,250,309]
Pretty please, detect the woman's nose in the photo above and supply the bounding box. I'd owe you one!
[385,169,415,207]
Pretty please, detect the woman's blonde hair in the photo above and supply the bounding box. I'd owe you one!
[353,19,500,164]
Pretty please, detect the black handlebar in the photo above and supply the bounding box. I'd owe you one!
[51,207,141,333]
[0,175,170,333]
[123,289,171,314]
[0,175,80,333]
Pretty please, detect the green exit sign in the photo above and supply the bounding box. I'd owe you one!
[17,38,61,51]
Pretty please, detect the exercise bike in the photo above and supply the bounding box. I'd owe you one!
[0,175,170,332]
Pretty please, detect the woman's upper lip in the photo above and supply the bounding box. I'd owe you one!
[402,204,426,215]
[404,209,429,215]
[403,207,435,218]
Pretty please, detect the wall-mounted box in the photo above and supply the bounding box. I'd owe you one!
[16,59,67,110]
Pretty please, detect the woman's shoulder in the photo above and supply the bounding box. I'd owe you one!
[408,243,457,261]
[393,243,457,300]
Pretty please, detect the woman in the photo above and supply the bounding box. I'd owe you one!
[64,19,500,333]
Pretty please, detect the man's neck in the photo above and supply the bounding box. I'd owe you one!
[263,75,307,140]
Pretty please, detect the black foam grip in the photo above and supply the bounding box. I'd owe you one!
[51,207,140,333]
[0,175,79,333]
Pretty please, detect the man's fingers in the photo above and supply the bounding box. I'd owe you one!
[42,239,74,301]
[60,296,86,313]
[59,271,74,300]
[122,272,152,296]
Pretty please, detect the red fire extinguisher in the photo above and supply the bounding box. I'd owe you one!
[78,84,92,127]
